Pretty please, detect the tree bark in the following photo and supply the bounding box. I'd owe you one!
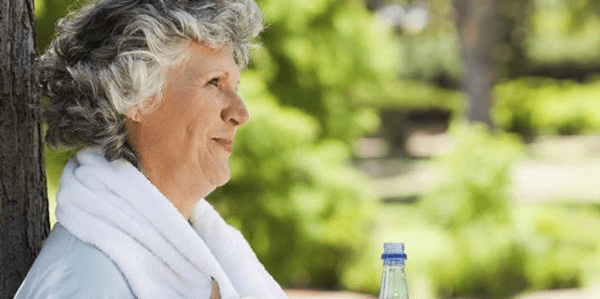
[0,0,50,298]
[453,0,498,129]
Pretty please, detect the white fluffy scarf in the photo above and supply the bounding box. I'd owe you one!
[55,147,287,299]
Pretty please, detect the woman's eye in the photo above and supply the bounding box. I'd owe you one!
[208,78,219,86]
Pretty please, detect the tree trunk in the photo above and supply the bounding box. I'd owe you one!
[0,0,50,298]
[453,0,498,129]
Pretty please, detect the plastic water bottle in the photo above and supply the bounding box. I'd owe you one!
[378,243,409,299]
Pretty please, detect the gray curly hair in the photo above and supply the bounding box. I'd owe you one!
[40,0,263,167]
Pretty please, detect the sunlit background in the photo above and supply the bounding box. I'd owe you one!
[36,0,600,298]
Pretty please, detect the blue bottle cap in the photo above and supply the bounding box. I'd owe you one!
[381,242,407,260]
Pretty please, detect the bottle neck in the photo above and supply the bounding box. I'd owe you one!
[382,259,406,267]
[379,260,409,299]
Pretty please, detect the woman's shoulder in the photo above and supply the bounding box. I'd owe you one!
[14,223,135,299]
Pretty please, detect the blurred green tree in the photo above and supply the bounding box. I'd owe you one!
[254,0,399,142]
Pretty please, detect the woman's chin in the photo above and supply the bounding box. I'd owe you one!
[214,176,230,187]
[207,169,231,188]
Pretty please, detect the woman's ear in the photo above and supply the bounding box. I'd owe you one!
[125,106,142,122]
[125,96,160,122]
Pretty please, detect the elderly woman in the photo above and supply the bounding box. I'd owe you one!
[15,0,287,298]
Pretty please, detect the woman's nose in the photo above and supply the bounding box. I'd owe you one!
[221,92,249,127]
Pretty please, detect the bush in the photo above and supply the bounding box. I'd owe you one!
[421,123,523,231]
[493,77,600,138]
[516,204,600,290]
[421,123,528,298]
[418,123,600,298]
[430,225,529,299]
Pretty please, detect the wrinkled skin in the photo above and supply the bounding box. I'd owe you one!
[126,41,249,219]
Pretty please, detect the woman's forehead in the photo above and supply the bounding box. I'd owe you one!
[173,41,240,78]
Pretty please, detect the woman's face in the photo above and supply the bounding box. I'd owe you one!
[128,41,248,198]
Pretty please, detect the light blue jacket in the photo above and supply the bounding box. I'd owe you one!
[14,223,136,298]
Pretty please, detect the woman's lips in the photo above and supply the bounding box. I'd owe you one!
[212,138,233,153]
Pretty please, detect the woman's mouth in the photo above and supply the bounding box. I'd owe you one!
[212,138,233,153]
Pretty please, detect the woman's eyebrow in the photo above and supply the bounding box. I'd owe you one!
[204,70,226,80]
[206,70,241,86]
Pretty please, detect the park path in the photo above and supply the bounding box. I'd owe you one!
[364,157,600,204]
[360,135,600,204]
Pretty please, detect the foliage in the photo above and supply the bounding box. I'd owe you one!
[527,0,600,65]
[430,225,529,299]
[422,189,600,299]
[35,0,89,52]
[254,0,399,142]
[353,78,464,114]
[43,144,79,225]
[421,123,528,298]
[516,204,600,290]
[493,77,600,138]
[422,123,523,231]
[382,0,600,78]
[416,123,600,298]
[395,33,462,84]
